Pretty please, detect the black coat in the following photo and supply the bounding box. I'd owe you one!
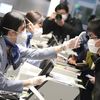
[43,14,83,45]
[94,56,100,100]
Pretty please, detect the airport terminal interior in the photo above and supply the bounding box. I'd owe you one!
[0,0,100,100]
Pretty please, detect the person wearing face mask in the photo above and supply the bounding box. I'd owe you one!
[43,3,83,46]
[0,11,80,93]
[16,11,45,67]
[0,11,49,93]
[16,11,44,48]
[16,28,28,47]
[25,11,44,48]
[87,18,100,100]
[67,15,96,100]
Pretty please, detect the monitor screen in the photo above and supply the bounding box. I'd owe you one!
[39,59,54,77]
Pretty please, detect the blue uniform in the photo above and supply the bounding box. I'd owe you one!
[0,37,57,93]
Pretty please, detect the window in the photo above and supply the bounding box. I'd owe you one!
[95,5,100,17]
[80,0,96,3]
[0,3,13,14]
[73,6,93,25]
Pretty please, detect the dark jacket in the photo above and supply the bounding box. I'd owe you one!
[43,14,83,45]
[94,56,100,100]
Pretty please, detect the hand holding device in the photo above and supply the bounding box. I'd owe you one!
[63,36,80,50]
[29,75,46,86]
[86,74,94,79]
[86,74,95,84]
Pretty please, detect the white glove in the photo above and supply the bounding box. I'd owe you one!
[86,74,95,84]
[29,75,46,86]
[89,76,95,84]
[63,36,80,50]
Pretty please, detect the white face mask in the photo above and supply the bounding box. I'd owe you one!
[33,27,43,37]
[16,29,28,45]
[62,14,68,20]
[88,39,100,54]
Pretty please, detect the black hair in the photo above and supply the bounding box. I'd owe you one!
[88,14,96,22]
[0,11,25,36]
[55,3,69,13]
[87,18,100,38]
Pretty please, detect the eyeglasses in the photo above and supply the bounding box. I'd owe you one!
[3,27,19,35]
[20,24,26,32]
[3,25,26,34]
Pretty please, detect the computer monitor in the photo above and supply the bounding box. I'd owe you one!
[39,59,54,76]
[26,59,54,100]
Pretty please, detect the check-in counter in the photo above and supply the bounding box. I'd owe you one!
[52,63,80,78]
[29,80,80,100]
[14,62,83,100]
